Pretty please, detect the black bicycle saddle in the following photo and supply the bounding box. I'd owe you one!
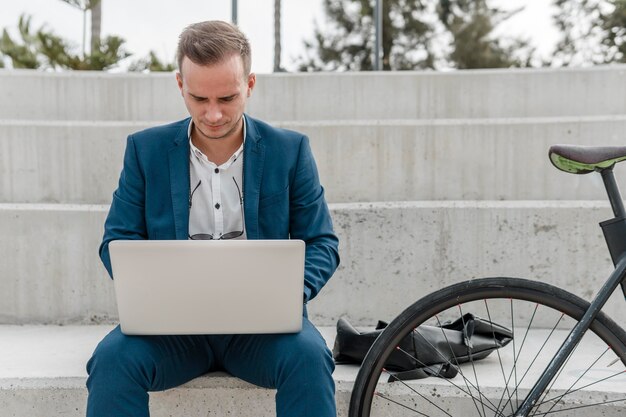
[549,144,626,174]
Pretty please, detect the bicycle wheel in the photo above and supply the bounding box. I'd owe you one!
[349,277,626,417]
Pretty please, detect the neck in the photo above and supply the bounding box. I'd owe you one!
[191,119,244,165]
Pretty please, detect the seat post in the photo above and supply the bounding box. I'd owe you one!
[601,168,626,218]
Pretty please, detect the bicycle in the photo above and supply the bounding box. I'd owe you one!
[349,144,626,417]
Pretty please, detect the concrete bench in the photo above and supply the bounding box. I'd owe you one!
[3,116,626,204]
[1,202,624,326]
[2,67,626,121]
[0,325,353,417]
[2,325,623,416]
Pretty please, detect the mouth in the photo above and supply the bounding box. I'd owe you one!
[206,124,227,131]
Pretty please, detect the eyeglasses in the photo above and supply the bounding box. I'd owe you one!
[189,176,244,240]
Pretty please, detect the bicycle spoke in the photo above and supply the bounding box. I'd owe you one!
[458,304,488,417]
[373,391,430,417]
[608,357,620,367]
[531,340,580,416]
[484,299,516,416]
[350,279,626,417]
[495,302,538,414]
[384,369,455,417]
[432,315,479,405]
[500,309,564,414]
[529,397,626,416]
[532,345,608,416]
[394,342,501,415]
[535,368,626,408]
[432,315,494,416]
[511,299,519,407]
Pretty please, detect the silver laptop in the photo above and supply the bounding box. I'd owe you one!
[109,239,305,335]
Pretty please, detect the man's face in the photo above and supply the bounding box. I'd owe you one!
[176,54,255,142]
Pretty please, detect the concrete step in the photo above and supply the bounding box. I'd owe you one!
[1,325,623,416]
[0,325,347,417]
[1,202,624,326]
[1,67,626,121]
[3,116,626,204]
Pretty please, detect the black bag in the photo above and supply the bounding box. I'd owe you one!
[333,313,513,381]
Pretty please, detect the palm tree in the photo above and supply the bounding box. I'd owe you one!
[0,10,128,71]
[0,15,40,68]
[274,0,282,71]
[91,0,101,52]
[58,0,101,57]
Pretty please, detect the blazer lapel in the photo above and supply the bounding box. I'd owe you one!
[169,119,191,240]
[243,116,265,240]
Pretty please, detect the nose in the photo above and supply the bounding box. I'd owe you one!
[204,102,223,124]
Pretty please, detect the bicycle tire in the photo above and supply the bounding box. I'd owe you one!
[349,277,626,417]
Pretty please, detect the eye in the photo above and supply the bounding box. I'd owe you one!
[220,95,236,102]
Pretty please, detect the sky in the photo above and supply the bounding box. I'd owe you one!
[0,0,560,73]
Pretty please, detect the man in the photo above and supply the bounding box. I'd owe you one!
[86,20,340,417]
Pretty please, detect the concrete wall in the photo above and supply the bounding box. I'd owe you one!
[1,66,626,121]
[1,203,623,326]
[3,116,626,204]
[2,68,625,329]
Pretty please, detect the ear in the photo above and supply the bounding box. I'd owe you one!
[246,73,256,97]
[175,72,184,95]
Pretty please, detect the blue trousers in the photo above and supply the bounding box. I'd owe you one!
[86,317,336,417]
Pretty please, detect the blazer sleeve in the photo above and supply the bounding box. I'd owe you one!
[99,134,148,278]
[289,135,340,302]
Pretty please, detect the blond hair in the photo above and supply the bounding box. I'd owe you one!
[177,20,251,76]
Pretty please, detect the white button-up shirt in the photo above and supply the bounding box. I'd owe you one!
[188,118,246,240]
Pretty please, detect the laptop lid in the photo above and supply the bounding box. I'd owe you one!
[109,239,305,335]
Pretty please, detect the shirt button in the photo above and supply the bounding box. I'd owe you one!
[214,168,219,173]
[215,203,220,209]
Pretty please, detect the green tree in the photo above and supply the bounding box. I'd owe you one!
[0,13,129,70]
[551,0,625,65]
[297,0,436,71]
[0,15,41,69]
[58,35,129,70]
[297,0,530,71]
[128,51,176,72]
[600,0,626,63]
[439,0,532,69]
[59,0,101,57]
[600,0,626,61]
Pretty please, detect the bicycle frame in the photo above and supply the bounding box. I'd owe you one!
[515,167,626,416]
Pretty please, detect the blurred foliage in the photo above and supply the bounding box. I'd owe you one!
[298,0,436,71]
[297,0,531,71]
[299,0,625,71]
[552,0,609,65]
[4,0,625,72]
[551,0,625,65]
[59,0,102,56]
[1,15,42,69]
[602,0,626,61]
[0,13,129,70]
[58,0,101,11]
[0,2,175,72]
[439,0,533,69]
[129,51,177,72]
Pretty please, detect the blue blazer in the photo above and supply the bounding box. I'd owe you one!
[100,115,340,302]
